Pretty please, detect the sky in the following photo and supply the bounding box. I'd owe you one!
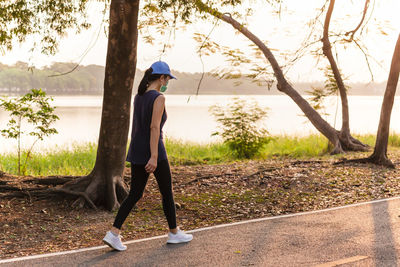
[1,0,399,83]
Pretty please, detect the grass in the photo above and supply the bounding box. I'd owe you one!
[0,143,97,176]
[165,138,233,165]
[2,133,400,176]
[261,134,330,158]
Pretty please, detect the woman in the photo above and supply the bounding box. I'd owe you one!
[103,61,193,251]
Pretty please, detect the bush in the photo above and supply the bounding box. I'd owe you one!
[0,89,59,175]
[210,97,270,159]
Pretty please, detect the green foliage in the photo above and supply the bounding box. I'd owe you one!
[0,0,92,54]
[0,143,97,176]
[0,89,59,175]
[388,133,400,147]
[261,135,330,158]
[142,0,244,22]
[307,66,350,114]
[210,98,270,159]
[352,133,400,148]
[4,133,400,176]
[140,0,271,86]
[165,138,233,165]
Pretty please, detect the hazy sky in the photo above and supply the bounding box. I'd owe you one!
[1,0,399,83]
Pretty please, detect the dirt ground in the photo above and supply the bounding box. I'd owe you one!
[2,150,400,260]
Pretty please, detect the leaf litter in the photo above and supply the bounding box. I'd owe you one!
[1,150,400,259]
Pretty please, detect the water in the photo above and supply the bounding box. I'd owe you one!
[0,95,399,153]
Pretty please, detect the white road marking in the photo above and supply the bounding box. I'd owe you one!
[314,255,370,266]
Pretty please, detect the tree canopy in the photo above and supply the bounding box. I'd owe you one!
[0,0,97,55]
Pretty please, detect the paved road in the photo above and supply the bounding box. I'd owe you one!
[2,197,400,266]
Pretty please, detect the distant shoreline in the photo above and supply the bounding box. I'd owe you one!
[0,62,392,96]
[0,91,390,97]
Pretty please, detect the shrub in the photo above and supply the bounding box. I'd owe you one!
[210,97,270,159]
[0,89,59,175]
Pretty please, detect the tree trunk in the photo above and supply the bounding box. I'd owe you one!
[60,0,140,210]
[197,3,366,154]
[323,1,350,137]
[368,34,400,167]
[322,0,367,151]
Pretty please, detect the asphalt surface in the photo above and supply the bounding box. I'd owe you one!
[2,197,400,266]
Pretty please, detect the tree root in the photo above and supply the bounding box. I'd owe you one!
[59,175,99,209]
[23,176,76,185]
[330,144,344,155]
[184,173,228,185]
[0,192,29,198]
[184,167,280,184]
[0,186,98,208]
[339,131,370,152]
[349,135,369,147]
[0,174,98,209]
[333,156,395,168]
[59,173,129,210]
[0,185,24,191]
[290,160,325,166]
[330,134,370,155]
[51,188,97,210]
[244,168,278,179]
[0,169,129,210]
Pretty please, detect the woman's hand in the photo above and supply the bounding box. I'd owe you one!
[145,157,157,173]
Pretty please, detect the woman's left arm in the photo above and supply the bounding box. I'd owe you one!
[145,95,165,173]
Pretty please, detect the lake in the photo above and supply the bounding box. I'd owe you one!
[0,95,399,153]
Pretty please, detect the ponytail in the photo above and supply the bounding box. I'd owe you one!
[137,67,164,96]
[138,68,153,96]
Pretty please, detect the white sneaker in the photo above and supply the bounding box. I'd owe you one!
[103,231,127,251]
[167,229,193,244]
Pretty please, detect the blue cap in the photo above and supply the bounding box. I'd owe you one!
[150,61,177,79]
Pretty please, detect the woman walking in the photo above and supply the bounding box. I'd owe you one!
[103,61,193,251]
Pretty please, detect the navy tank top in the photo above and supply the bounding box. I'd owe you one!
[126,90,167,164]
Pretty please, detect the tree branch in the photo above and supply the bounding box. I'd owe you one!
[287,0,329,70]
[322,0,350,134]
[353,39,374,81]
[344,0,370,42]
[194,0,341,149]
[195,18,219,96]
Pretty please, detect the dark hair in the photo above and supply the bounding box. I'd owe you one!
[137,68,164,95]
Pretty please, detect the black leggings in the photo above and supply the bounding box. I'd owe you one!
[113,159,177,230]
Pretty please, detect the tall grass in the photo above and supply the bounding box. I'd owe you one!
[351,133,400,148]
[2,133,400,176]
[165,138,234,165]
[0,143,97,176]
[261,135,330,158]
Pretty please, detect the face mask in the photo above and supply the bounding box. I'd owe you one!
[160,81,168,92]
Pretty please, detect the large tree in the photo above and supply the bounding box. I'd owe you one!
[320,0,369,151]
[368,34,400,167]
[59,0,140,210]
[343,34,400,168]
[0,0,140,210]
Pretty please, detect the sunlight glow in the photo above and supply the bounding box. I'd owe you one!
[0,0,399,83]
